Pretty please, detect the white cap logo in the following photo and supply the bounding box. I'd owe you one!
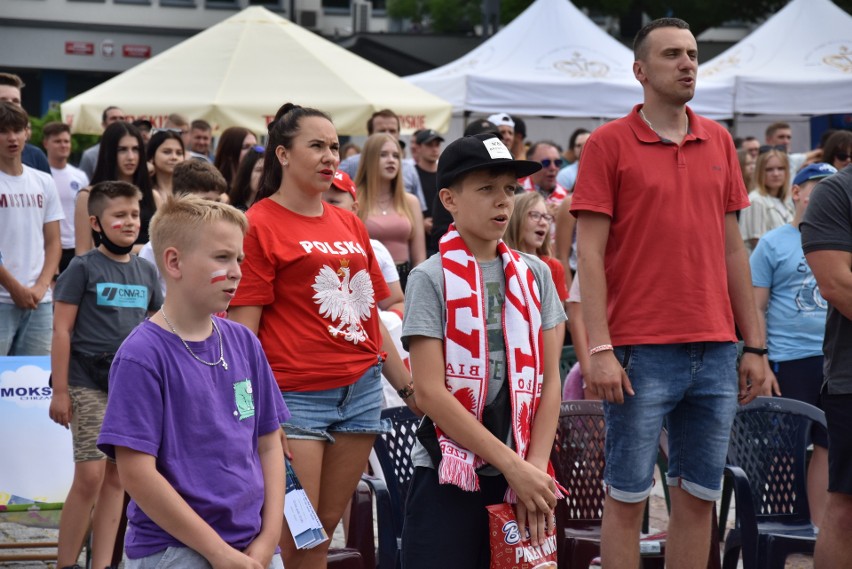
[483,138,512,160]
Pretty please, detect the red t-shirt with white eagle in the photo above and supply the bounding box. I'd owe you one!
[231,198,390,392]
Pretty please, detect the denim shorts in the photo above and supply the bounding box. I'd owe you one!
[603,342,738,503]
[281,362,390,442]
[126,546,283,569]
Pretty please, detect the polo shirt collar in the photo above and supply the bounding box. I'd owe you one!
[628,104,709,144]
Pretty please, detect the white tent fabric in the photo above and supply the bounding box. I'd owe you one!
[694,0,852,116]
[405,0,645,119]
[61,7,452,135]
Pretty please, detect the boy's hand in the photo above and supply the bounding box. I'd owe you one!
[243,539,275,569]
[514,501,555,549]
[209,547,264,569]
[29,282,49,305]
[8,281,37,309]
[49,390,72,428]
[503,459,557,545]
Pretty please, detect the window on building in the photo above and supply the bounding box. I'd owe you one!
[322,0,349,10]
[372,0,385,11]
[161,0,196,7]
[248,0,283,6]
[205,0,239,8]
[115,0,151,4]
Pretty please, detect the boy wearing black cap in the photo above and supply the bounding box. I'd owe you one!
[401,133,567,568]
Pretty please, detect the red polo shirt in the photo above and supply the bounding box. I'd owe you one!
[570,105,749,346]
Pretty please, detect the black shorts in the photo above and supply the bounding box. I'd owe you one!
[772,356,828,448]
[401,467,507,569]
[820,392,852,495]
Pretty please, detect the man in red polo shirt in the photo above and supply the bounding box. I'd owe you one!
[571,18,765,569]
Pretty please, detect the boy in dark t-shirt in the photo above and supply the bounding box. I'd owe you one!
[49,180,163,569]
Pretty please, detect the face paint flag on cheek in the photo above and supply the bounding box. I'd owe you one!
[111,222,123,230]
[210,269,228,284]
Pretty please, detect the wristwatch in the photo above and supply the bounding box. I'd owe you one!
[742,346,769,356]
[397,381,415,400]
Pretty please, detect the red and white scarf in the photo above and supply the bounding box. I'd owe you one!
[438,224,563,500]
[518,176,569,208]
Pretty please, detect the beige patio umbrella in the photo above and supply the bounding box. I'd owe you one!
[61,6,452,135]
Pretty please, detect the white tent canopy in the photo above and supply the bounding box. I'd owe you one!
[694,0,852,117]
[61,7,452,136]
[405,0,645,119]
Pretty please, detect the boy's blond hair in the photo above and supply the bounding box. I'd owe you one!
[149,194,248,274]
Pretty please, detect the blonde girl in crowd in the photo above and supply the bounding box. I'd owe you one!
[228,103,419,569]
[738,147,791,251]
[504,192,569,345]
[354,133,426,290]
[147,129,185,201]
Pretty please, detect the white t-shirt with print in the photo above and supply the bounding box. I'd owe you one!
[0,166,64,304]
[50,164,89,249]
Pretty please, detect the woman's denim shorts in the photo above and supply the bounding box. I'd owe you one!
[281,362,391,443]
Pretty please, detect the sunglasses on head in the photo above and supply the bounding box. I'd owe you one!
[152,127,185,135]
[540,158,564,168]
[759,144,787,155]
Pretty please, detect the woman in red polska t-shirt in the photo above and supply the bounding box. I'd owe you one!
[229,103,420,567]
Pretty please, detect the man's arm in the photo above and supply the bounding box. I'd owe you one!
[243,429,285,568]
[553,197,575,292]
[32,221,61,303]
[752,286,780,396]
[74,190,94,256]
[724,213,766,403]
[48,301,78,428]
[576,211,633,403]
[115,447,263,569]
[379,319,422,416]
[805,249,852,320]
[228,306,263,335]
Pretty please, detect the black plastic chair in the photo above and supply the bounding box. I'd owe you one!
[721,397,825,569]
[550,400,666,569]
[362,406,419,569]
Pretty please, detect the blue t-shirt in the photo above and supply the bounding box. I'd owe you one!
[750,223,826,362]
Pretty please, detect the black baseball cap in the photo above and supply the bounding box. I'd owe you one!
[463,119,499,137]
[437,133,541,189]
[415,129,444,145]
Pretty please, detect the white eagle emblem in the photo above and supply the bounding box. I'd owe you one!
[312,258,375,344]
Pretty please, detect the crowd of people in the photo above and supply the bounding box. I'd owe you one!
[1,13,851,569]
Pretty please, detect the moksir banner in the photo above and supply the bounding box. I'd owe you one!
[0,356,74,505]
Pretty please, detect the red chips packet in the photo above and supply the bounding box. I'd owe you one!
[487,503,558,569]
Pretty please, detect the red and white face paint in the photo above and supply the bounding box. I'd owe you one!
[111,221,123,230]
[210,269,228,284]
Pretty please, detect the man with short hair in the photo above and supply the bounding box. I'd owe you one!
[413,129,444,253]
[765,121,821,174]
[188,119,213,161]
[521,141,569,211]
[801,162,852,569]
[164,113,191,150]
[571,18,763,569]
[42,121,89,274]
[0,102,64,356]
[78,106,126,179]
[557,128,592,191]
[0,72,50,174]
[339,109,427,210]
[741,135,760,159]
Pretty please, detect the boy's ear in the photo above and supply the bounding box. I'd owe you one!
[89,215,101,232]
[351,200,360,215]
[161,247,182,279]
[438,187,455,214]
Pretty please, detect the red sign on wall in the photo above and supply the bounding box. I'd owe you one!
[122,45,151,59]
[65,42,94,56]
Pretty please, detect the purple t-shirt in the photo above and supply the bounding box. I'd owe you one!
[97,317,290,559]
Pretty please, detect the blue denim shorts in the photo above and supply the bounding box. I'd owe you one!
[281,363,390,442]
[126,546,283,568]
[603,342,738,503]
